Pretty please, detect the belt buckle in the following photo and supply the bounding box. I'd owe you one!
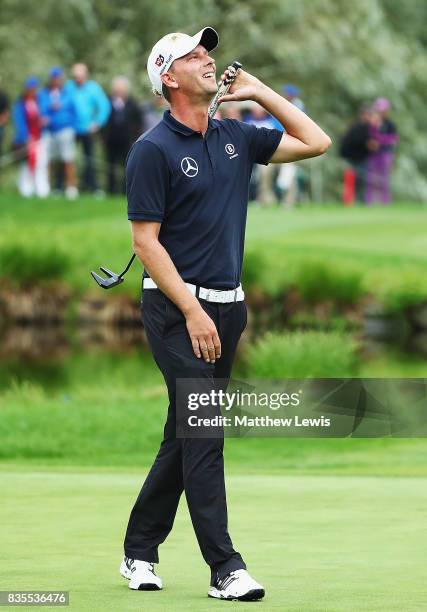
[206,288,221,302]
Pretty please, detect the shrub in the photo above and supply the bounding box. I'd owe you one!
[241,247,269,291]
[294,259,364,305]
[245,330,359,378]
[0,244,70,285]
[242,246,293,298]
[366,268,427,313]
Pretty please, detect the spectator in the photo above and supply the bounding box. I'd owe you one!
[365,97,399,205]
[141,95,168,133]
[12,76,49,198]
[40,67,78,199]
[282,84,305,111]
[0,83,9,160]
[339,104,371,204]
[65,63,110,194]
[103,76,141,194]
[275,84,306,208]
[219,102,242,121]
[246,103,277,205]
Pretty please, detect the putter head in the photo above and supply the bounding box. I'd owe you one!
[91,266,124,289]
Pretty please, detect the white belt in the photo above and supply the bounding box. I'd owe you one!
[143,277,245,303]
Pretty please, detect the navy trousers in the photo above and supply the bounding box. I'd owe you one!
[77,133,98,192]
[124,288,248,582]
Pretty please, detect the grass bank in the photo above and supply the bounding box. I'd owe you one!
[1,194,427,315]
[1,347,426,474]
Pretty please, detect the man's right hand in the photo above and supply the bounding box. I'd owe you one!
[185,304,221,363]
[218,68,265,104]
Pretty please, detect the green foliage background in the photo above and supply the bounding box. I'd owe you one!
[0,0,426,201]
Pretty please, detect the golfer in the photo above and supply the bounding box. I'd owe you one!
[120,27,331,601]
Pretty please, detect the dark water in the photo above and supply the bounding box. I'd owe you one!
[0,324,148,391]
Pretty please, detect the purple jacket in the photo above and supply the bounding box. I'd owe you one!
[369,118,398,154]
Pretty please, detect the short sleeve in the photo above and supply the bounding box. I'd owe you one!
[235,121,283,165]
[126,140,170,222]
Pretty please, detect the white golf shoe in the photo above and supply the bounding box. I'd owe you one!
[119,555,163,590]
[208,569,265,601]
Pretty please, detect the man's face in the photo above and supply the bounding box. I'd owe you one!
[72,64,88,85]
[112,79,129,98]
[163,44,217,99]
[50,76,63,89]
[25,86,37,98]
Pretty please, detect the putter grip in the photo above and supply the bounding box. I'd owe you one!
[208,61,242,118]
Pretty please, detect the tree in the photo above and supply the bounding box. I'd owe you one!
[0,0,426,201]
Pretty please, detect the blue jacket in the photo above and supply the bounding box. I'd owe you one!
[12,95,44,145]
[271,98,306,132]
[39,87,76,132]
[64,79,111,135]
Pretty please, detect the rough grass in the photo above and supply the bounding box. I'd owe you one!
[1,198,426,504]
[1,348,427,474]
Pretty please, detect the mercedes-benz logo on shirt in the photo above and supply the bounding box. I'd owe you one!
[181,157,198,177]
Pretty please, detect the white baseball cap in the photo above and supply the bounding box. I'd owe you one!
[147,27,219,96]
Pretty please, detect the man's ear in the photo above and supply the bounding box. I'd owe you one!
[161,72,178,90]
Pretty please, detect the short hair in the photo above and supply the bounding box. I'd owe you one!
[161,83,172,102]
[159,63,174,102]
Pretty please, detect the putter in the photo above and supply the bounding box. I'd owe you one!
[91,253,136,289]
[207,60,242,117]
[90,61,242,290]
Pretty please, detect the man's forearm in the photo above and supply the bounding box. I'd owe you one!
[254,84,331,149]
[135,241,200,316]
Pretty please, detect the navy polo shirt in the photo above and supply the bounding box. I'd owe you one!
[126,109,282,289]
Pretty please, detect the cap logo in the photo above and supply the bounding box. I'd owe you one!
[155,54,164,67]
[159,53,174,74]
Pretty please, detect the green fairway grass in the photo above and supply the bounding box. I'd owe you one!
[0,470,425,611]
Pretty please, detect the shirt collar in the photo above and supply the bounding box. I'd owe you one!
[162,109,219,136]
